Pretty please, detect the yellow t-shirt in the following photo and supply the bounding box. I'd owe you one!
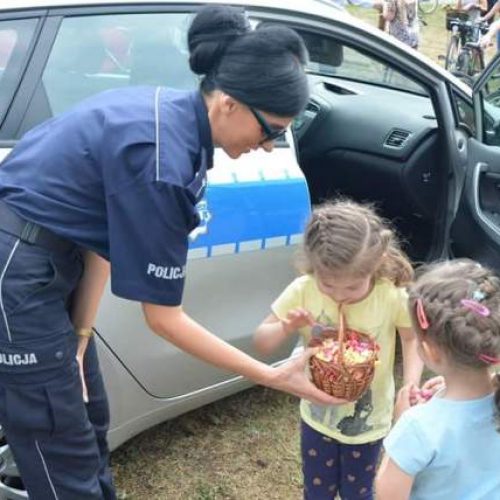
[272,275,412,445]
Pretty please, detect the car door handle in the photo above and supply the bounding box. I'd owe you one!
[472,162,500,238]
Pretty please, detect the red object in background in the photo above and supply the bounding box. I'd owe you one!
[0,30,17,68]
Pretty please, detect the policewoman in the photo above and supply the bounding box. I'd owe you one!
[0,5,343,499]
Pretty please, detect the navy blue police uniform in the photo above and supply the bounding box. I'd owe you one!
[0,86,213,499]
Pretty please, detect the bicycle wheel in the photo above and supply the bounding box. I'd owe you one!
[456,50,470,75]
[419,0,438,15]
[468,48,484,77]
[445,35,461,72]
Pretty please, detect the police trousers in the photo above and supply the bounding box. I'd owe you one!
[0,230,116,499]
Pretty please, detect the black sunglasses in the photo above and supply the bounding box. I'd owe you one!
[249,107,287,144]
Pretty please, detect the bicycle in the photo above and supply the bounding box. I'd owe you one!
[445,13,489,82]
[419,0,439,15]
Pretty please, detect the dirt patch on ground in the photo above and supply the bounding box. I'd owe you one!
[112,388,303,499]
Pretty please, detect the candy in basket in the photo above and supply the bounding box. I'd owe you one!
[309,311,379,402]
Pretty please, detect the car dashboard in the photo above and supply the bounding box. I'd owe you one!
[294,75,437,161]
[293,75,442,260]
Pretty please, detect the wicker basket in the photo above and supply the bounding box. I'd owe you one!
[309,311,378,402]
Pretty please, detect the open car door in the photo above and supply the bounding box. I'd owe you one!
[449,53,500,273]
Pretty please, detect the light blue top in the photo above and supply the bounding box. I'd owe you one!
[384,391,500,500]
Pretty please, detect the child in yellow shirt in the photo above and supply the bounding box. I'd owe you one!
[254,199,424,499]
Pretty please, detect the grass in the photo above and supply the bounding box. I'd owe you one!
[112,388,303,499]
[348,4,449,64]
[112,9,459,499]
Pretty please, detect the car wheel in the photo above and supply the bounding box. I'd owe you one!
[0,426,27,500]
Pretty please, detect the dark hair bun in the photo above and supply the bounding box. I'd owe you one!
[188,5,250,75]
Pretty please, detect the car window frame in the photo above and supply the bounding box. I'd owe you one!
[293,27,428,97]
[0,4,203,144]
[0,10,46,133]
[250,9,437,96]
[1,3,450,144]
[449,87,475,136]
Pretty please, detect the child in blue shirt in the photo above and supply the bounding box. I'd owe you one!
[376,259,500,500]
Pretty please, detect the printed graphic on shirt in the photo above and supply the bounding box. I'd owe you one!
[337,390,374,436]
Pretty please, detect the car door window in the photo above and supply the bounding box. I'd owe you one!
[296,29,427,96]
[0,18,38,125]
[452,91,475,135]
[476,63,500,146]
[42,13,197,116]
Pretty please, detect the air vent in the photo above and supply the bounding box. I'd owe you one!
[305,101,320,114]
[384,129,411,148]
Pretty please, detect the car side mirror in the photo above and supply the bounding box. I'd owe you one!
[298,30,344,68]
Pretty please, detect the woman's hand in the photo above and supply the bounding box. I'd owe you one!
[268,348,349,406]
[281,308,315,335]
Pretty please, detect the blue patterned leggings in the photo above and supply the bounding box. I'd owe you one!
[301,421,383,500]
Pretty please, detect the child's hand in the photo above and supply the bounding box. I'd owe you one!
[408,376,445,405]
[394,384,412,421]
[281,308,315,335]
[409,384,432,405]
[421,375,445,397]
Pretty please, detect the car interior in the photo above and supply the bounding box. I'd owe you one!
[290,28,447,265]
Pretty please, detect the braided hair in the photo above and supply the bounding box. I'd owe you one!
[408,259,500,430]
[297,198,413,286]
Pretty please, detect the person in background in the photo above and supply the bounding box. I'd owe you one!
[325,0,386,30]
[457,0,487,22]
[376,259,500,500]
[383,0,420,49]
[480,0,500,50]
[254,199,425,500]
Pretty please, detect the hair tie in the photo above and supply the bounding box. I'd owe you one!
[460,299,490,317]
[416,298,429,330]
[472,289,487,302]
[478,353,500,365]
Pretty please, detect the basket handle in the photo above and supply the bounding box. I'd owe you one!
[337,303,346,365]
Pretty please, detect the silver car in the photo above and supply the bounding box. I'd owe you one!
[2,0,500,497]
